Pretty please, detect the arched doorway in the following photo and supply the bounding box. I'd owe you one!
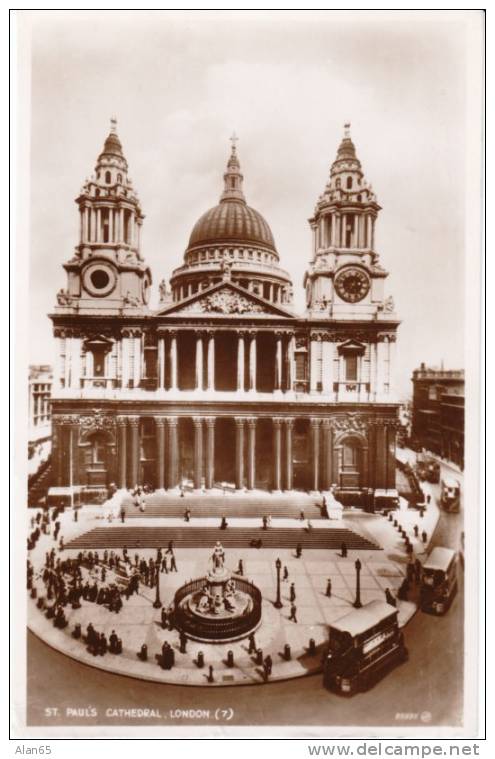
[336,435,364,489]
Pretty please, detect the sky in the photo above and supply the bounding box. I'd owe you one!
[25,10,482,397]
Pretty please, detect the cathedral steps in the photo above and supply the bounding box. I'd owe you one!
[65,525,380,552]
[124,493,324,520]
[28,460,52,508]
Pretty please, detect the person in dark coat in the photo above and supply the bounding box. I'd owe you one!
[282,565,289,582]
[289,603,298,622]
[341,542,348,558]
[325,578,332,597]
[289,583,296,602]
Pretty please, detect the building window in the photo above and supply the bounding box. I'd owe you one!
[336,178,341,189]
[117,173,122,183]
[345,355,358,382]
[346,176,353,189]
[105,171,111,184]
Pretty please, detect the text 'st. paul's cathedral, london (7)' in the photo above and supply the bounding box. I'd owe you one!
[50,120,399,505]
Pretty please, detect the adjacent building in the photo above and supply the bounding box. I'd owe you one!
[48,121,400,503]
[411,364,464,468]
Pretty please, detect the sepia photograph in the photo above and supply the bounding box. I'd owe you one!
[12,9,484,740]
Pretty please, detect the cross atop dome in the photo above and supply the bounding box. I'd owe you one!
[221,135,245,203]
[344,122,351,139]
[110,116,118,134]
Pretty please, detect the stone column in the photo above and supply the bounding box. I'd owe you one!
[129,416,140,488]
[275,334,283,391]
[386,424,397,489]
[157,336,165,390]
[166,417,179,489]
[310,418,321,492]
[205,418,215,489]
[108,207,114,243]
[235,417,245,490]
[170,332,178,390]
[116,417,127,489]
[207,332,215,391]
[237,333,245,392]
[249,332,256,390]
[155,417,166,490]
[79,209,84,244]
[120,208,125,244]
[121,335,129,389]
[249,333,257,391]
[247,418,256,490]
[285,418,294,491]
[51,420,63,487]
[193,417,203,489]
[96,208,102,243]
[273,418,283,492]
[322,420,333,491]
[195,334,204,390]
[366,214,372,249]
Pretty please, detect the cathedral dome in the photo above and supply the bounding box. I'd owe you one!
[169,138,292,308]
[188,200,276,252]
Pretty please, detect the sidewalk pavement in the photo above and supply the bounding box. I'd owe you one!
[27,502,421,687]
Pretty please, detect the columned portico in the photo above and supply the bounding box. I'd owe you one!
[170,332,178,391]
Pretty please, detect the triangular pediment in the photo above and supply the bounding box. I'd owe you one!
[337,338,367,355]
[156,281,295,318]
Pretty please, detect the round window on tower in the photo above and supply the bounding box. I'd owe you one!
[90,269,110,290]
[82,262,117,297]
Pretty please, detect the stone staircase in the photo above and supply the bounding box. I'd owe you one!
[28,460,52,508]
[124,493,324,520]
[66,525,380,551]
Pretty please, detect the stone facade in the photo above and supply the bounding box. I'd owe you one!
[49,123,400,498]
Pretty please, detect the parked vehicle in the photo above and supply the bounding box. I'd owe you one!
[440,477,461,513]
[323,600,408,695]
[415,454,440,484]
[420,547,458,615]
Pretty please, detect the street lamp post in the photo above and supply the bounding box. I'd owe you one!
[153,563,162,609]
[274,557,283,609]
[353,558,362,609]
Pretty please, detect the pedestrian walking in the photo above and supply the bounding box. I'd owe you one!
[237,559,244,576]
[413,524,419,538]
[170,554,178,572]
[421,530,428,544]
[341,541,348,558]
[296,543,302,558]
[289,603,298,622]
[248,633,256,654]
[289,582,296,602]
[282,565,289,582]
[325,578,332,597]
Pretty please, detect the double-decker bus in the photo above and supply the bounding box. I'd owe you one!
[440,477,461,513]
[323,600,408,695]
[420,546,458,615]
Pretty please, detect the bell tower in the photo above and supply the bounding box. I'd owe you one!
[304,123,394,321]
[55,118,152,314]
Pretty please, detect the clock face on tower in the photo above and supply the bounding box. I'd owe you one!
[334,267,370,303]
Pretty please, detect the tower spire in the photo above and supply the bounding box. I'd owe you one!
[220,133,245,203]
